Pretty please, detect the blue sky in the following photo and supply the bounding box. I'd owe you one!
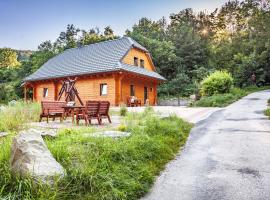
[0,0,228,50]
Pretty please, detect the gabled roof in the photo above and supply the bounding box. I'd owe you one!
[24,37,166,82]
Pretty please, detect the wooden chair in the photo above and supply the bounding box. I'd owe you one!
[98,101,111,124]
[127,96,135,107]
[127,96,141,107]
[76,101,100,125]
[39,101,66,123]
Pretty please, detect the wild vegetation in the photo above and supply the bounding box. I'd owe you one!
[0,0,270,103]
[265,108,270,118]
[0,102,40,132]
[0,108,192,200]
[192,86,270,107]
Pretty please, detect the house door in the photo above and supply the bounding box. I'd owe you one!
[144,87,148,104]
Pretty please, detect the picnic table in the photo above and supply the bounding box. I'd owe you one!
[62,105,85,124]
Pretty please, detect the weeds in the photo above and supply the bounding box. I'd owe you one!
[0,101,40,132]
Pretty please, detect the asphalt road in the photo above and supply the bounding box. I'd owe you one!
[143,90,270,200]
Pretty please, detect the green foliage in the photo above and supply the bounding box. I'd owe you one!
[1,1,270,100]
[192,86,270,107]
[117,124,127,132]
[265,108,270,118]
[0,48,20,68]
[120,104,128,116]
[200,71,233,96]
[0,101,40,132]
[0,109,192,200]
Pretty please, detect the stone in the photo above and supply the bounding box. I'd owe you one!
[8,100,17,106]
[0,132,8,138]
[10,130,64,183]
[30,128,58,138]
[86,131,131,138]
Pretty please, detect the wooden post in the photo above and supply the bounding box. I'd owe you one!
[119,73,123,105]
[53,81,58,101]
[154,84,158,106]
[24,86,27,102]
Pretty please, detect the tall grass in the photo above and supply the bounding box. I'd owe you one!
[0,101,40,132]
[0,108,192,200]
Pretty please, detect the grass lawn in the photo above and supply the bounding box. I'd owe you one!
[191,86,270,107]
[0,107,192,200]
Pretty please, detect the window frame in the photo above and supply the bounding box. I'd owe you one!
[140,59,145,68]
[134,57,139,66]
[100,83,108,96]
[43,88,48,98]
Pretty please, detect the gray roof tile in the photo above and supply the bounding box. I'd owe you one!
[24,37,165,81]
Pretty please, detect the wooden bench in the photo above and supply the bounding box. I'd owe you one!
[76,101,111,125]
[39,101,66,123]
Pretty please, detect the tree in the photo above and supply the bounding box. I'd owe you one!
[0,48,20,68]
[104,26,114,36]
[56,24,80,50]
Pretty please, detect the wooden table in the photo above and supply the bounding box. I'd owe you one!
[62,105,85,123]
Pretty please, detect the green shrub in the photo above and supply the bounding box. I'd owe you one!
[201,71,233,96]
[120,103,128,116]
[265,108,270,118]
[118,124,127,132]
[192,86,270,107]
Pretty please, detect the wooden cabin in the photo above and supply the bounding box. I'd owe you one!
[23,37,166,106]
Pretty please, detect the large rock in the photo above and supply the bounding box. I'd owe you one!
[10,131,64,183]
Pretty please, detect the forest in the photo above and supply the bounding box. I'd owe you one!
[0,0,269,103]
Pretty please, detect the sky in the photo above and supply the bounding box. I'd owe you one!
[0,0,228,50]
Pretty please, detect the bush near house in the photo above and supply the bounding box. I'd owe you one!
[200,71,233,96]
[0,108,192,200]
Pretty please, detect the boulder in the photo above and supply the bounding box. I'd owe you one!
[10,130,64,183]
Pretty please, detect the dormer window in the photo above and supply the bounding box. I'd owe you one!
[134,57,138,66]
[140,59,144,68]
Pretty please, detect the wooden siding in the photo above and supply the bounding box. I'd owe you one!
[34,81,56,101]
[120,74,157,106]
[31,72,158,106]
[122,48,155,71]
[33,75,117,105]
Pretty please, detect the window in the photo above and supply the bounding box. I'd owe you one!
[140,59,144,68]
[100,83,107,96]
[130,85,135,96]
[134,57,138,66]
[150,87,153,92]
[43,88,48,98]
